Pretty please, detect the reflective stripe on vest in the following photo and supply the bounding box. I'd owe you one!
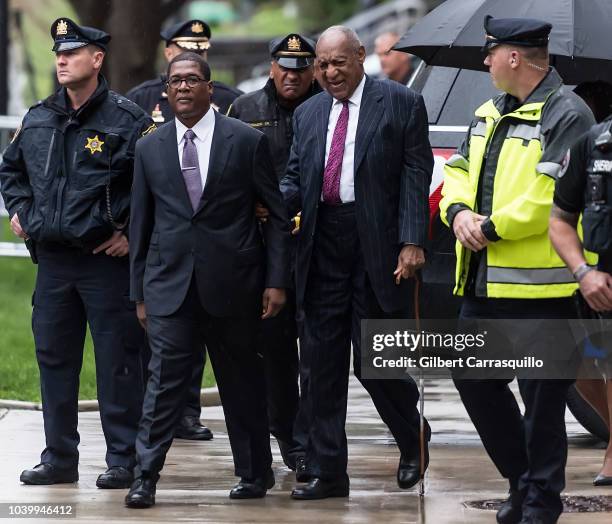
[471,121,488,137]
[487,266,574,285]
[446,153,469,171]
[508,123,542,142]
[537,161,563,179]
[447,97,583,298]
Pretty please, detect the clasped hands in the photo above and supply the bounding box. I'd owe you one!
[452,209,490,252]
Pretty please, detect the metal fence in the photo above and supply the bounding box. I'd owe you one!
[0,114,21,218]
[0,114,28,256]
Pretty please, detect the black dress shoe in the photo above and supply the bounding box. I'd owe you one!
[20,463,78,485]
[295,455,311,483]
[96,466,134,489]
[291,475,350,500]
[175,415,213,440]
[125,477,157,508]
[593,473,612,486]
[496,489,525,524]
[229,469,275,499]
[397,423,431,489]
[278,439,297,470]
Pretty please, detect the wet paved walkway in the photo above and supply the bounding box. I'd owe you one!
[0,379,610,523]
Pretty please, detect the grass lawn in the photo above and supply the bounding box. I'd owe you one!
[0,217,214,401]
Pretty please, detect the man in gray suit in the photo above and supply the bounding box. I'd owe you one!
[281,26,433,499]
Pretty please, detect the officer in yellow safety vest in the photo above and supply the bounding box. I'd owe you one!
[439,16,595,524]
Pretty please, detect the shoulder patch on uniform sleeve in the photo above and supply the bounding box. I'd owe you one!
[10,123,22,144]
[142,123,157,136]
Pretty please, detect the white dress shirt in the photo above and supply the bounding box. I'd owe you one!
[175,108,216,190]
[323,74,366,203]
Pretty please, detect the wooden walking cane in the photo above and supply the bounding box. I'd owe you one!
[413,277,426,497]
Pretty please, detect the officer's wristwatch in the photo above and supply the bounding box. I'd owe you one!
[573,263,594,282]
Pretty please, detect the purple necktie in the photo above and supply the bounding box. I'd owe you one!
[182,129,203,211]
[322,100,349,205]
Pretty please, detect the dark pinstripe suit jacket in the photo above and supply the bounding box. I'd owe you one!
[281,75,433,312]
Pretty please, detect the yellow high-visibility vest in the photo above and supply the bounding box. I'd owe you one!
[440,98,597,298]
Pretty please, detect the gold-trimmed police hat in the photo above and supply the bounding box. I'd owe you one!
[269,33,316,69]
[483,15,552,51]
[50,17,110,52]
[161,19,211,52]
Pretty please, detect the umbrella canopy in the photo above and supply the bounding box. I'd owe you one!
[395,0,612,84]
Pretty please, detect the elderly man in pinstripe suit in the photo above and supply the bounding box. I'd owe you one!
[281,26,434,500]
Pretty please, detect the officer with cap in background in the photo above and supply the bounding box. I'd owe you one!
[227,33,319,473]
[0,18,154,488]
[127,19,242,122]
[126,19,242,442]
[440,15,595,524]
[550,117,612,488]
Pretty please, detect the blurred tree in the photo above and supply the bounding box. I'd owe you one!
[67,0,187,94]
[295,0,443,33]
[295,0,359,32]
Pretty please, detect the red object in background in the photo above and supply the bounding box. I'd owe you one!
[428,148,454,238]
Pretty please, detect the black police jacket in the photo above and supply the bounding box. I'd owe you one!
[0,75,154,249]
[126,75,241,121]
[558,116,612,271]
[227,78,320,181]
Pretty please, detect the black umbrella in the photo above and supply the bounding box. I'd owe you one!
[395,0,612,84]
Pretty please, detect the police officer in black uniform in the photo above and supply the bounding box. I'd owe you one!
[227,34,318,473]
[550,116,612,488]
[126,20,243,442]
[126,19,242,120]
[0,18,154,489]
